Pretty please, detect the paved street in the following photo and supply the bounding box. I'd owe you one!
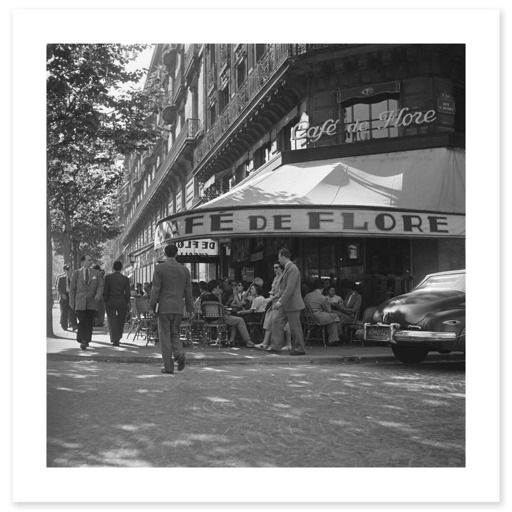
[47,359,465,467]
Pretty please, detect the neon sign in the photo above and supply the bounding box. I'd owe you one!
[291,107,437,142]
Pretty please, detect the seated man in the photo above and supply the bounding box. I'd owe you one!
[304,280,341,344]
[326,286,344,314]
[201,280,255,347]
[338,281,363,327]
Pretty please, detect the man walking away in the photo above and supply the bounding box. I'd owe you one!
[270,248,306,355]
[69,255,103,350]
[103,260,131,346]
[55,264,77,330]
[149,244,194,374]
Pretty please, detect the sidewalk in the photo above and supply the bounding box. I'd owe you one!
[47,305,463,366]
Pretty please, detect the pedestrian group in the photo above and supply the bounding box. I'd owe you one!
[57,245,362,374]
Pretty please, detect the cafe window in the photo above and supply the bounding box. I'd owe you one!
[343,98,399,143]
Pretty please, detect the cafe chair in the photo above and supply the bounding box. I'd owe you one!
[179,308,197,349]
[301,304,328,347]
[201,301,228,349]
[343,304,364,346]
[245,312,265,344]
[128,297,157,345]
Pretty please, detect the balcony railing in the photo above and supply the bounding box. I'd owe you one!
[121,118,201,241]
[195,44,291,165]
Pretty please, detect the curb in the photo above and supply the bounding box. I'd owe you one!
[46,352,463,366]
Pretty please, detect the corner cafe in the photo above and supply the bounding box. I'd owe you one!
[154,147,465,306]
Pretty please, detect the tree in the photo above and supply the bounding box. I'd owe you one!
[47,44,159,335]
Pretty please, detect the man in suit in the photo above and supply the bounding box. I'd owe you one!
[338,281,363,327]
[149,244,194,374]
[304,280,341,343]
[69,254,104,350]
[55,264,77,331]
[270,248,306,355]
[103,260,131,346]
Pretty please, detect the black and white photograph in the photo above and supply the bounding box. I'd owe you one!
[9,4,503,507]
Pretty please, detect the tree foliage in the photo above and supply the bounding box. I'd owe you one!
[47,43,158,267]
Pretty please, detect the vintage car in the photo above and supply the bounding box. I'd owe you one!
[363,269,465,363]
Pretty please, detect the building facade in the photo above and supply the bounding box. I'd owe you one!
[115,43,465,309]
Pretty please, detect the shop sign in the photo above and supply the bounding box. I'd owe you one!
[291,107,437,143]
[156,207,465,242]
[437,94,456,115]
[176,239,218,257]
[154,225,219,257]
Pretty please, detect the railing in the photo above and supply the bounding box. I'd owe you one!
[290,44,346,56]
[194,44,349,167]
[121,118,201,241]
[194,44,291,165]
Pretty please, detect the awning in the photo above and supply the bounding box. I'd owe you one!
[155,147,465,245]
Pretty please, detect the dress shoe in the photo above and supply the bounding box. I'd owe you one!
[290,350,306,356]
[176,353,186,371]
[161,368,174,374]
[80,343,87,350]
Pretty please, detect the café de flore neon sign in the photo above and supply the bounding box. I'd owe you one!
[291,107,437,143]
[154,206,465,246]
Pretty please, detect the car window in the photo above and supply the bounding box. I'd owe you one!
[415,273,465,292]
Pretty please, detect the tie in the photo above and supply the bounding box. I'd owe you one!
[85,268,90,284]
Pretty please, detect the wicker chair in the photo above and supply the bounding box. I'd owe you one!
[301,304,329,347]
[201,301,228,348]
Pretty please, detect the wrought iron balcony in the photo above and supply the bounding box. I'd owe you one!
[194,44,352,168]
[121,118,201,242]
[195,44,291,165]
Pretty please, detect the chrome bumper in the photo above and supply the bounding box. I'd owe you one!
[364,323,457,344]
[393,330,457,343]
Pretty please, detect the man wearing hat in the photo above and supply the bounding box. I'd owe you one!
[55,264,77,331]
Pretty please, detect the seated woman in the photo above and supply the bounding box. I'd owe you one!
[227,281,245,312]
[237,283,268,324]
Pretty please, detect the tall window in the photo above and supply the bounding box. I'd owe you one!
[219,87,230,113]
[255,44,266,62]
[342,98,399,143]
[236,59,247,89]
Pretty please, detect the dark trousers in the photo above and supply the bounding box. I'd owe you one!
[76,309,96,343]
[157,313,184,371]
[105,303,128,344]
[59,298,69,329]
[59,298,77,329]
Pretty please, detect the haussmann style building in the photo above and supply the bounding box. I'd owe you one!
[113,43,465,309]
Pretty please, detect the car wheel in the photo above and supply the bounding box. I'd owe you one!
[391,345,429,364]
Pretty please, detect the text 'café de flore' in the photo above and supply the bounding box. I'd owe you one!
[115,43,465,309]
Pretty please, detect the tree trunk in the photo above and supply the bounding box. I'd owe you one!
[47,201,55,337]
